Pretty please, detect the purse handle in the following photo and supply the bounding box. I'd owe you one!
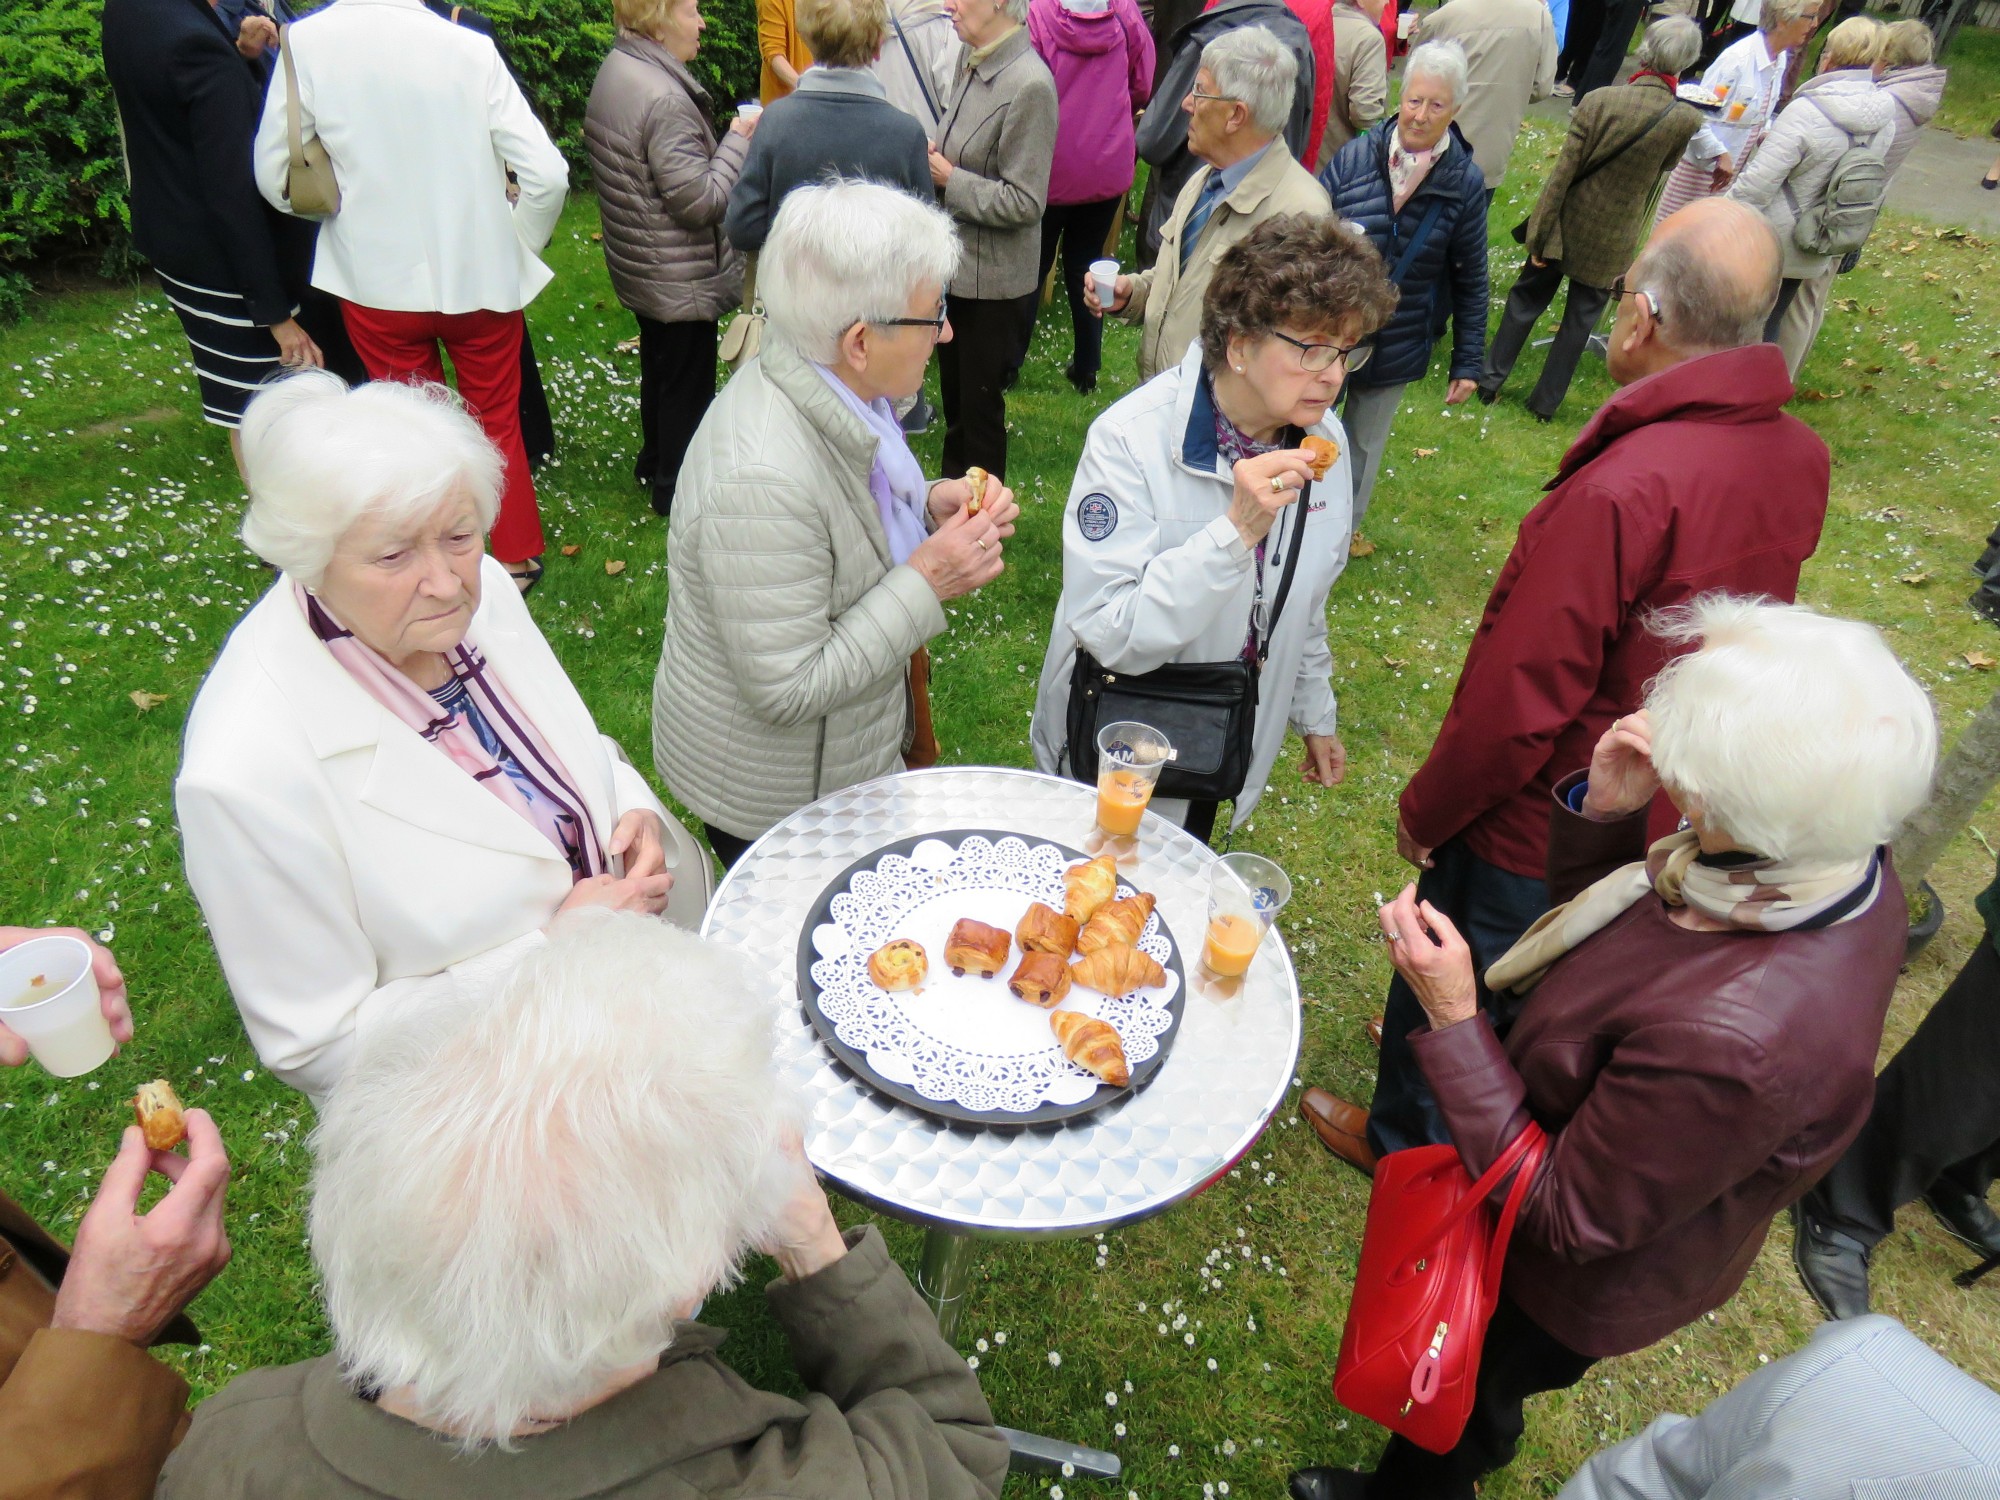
[1385,1121,1547,1271]
[279,25,308,181]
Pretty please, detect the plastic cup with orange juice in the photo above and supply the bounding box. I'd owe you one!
[1094,721,1173,836]
[1202,853,1291,978]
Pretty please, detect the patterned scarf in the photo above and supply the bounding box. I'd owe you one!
[298,583,605,878]
[1484,828,1880,996]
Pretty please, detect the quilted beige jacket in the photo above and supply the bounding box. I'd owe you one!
[652,339,948,839]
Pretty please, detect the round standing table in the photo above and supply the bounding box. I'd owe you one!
[702,767,1304,1474]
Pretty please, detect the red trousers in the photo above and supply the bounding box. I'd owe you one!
[339,302,545,563]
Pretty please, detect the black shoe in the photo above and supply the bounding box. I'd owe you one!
[1288,1468,1371,1500]
[1972,584,2000,625]
[1922,1181,2000,1256]
[1791,1201,1872,1320]
[1475,383,1498,406]
[900,397,936,436]
[1064,363,1098,395]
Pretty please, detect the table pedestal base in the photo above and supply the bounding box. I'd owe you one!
[917,1227,1123,1480]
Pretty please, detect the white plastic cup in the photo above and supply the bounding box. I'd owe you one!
[737,101,763,121]
[0,934,115,1077]
[1090,258,1120,302]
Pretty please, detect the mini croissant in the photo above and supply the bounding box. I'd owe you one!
[1050,1009,1130,1088]
[944,918,1011,977]
[1016,901,1080,958]
[1063,855,1118,923]
[1008,952,1072,1008]
[1069,942,1166,996]
[1077,893,1156,954]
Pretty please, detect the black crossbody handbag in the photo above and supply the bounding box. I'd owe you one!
[1065,463,1310,802]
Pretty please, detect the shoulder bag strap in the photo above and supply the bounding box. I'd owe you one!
[1254,431,1312,665]
[888,10,943,124]
[280,24,307,177]
[1388,193,1447,285]
[1572,97,1684,191]
[1385,1121,1546,1267]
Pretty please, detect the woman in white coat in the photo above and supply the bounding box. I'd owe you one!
[177,374,710,1103]
[1030,215,1398,842]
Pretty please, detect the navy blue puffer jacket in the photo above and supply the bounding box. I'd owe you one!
[1320,120,1490,389]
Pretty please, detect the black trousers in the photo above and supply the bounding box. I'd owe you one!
[1557,0,1605,84]
[1763,277,1802,345]
[1808,937,2000,1249]
[702,820,755,871]
[1034,195,1124,381]
[1575,0,1647,96]
[939,292,1030,480]
[635,315,719,516]
[1480,258,1612,418]
[1365,1295,1598,1500]
[1368,838,1549,1156]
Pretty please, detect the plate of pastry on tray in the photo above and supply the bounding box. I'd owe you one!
[796,830,1186,1126]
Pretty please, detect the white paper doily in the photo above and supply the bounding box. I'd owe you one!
[804,833,1182,1117]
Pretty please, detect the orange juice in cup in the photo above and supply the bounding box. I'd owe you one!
[1093,722,1173,836]
[1202,852,1291,979]
[1726,98,1747,122]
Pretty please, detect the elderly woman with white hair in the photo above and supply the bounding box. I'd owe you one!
[653,180,1021,868]
[1289,597,1938,1500]
[177,374,710,1103]
[1319,38,1489,530]
[156,910,1012,1496]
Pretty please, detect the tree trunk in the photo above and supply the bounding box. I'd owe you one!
[1894,682,2000,889]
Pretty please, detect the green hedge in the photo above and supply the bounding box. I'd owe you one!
[0,0,762,312]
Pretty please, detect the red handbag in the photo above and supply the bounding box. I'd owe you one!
[1332,1123,1548,1454]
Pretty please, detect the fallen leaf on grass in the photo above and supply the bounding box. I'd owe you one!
[560,543,582,556]
[1921,272,1942,284]
[1898,570,1931,586]
[1835,298,1859,313]
[1898,340,1920,357]
[1348,535,1377,557]
[1963,650,1996,671]
[1413,447,1439,458]
[1382,654,1408,669]
[590,231,603,242]
[614,337,640,354]
[604,559,627,576]
[129,690,169,712]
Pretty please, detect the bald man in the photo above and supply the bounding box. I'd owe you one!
[1302,199,1833,1175]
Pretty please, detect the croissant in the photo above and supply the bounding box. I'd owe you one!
[1069,942,1166,996]
[1016,901,1080,958]
[1008,952,1072,1008]
[964,465,988,515]
[1063,855,1118,923]
[867,939,928,992]
[944,919,1010,977]
[1050,1009,1130,1088]
[1077,893,1156,954]
[1301,433,1340,479]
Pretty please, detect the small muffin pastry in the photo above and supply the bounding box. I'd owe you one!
[868,939,929,992]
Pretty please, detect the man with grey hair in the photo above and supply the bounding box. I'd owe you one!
[1089,24,1329,382]
[1478,17,1702,418]
[1301,197,1832,1182]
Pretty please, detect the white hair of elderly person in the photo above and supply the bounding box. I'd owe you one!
[1202,23,1299,139]
[176,373,708,1105]
[154,910,1013,1496]
[652,180,1022,863]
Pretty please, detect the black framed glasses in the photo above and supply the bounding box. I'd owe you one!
[1609,275,1659,320]
[871,299,949,337]
[1271,330,1372,374]
[1185,88,1242,107]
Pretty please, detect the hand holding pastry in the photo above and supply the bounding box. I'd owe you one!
[909,504,1005,601]
[927,474,1019,537]
[133,1079,187,1151]
[1300,434,1340,480]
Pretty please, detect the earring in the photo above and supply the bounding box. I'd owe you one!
[1233,364,1244,373]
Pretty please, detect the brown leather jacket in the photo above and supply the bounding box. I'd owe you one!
[0,1190,196,1500]
[1410,772,1905,1358]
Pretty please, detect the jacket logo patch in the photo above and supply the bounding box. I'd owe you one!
[1077,494,1118,541]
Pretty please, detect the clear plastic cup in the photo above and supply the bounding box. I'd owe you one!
[737,101,763,121]
[1090,258,1120,303]
[0,934,115,1077]
[1202,853,1291,978]
[1094,721,1173,836]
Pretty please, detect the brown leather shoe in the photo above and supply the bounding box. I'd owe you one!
[1300,1088,1378,1177]
[1364,1016,1383,1049]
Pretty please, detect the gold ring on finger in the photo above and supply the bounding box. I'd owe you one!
[1270,474,1285,493]
[977,538,988,552]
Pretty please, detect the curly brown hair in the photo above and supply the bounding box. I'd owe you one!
[1198,215,1400,373]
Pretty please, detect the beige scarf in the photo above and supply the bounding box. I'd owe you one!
[1484,829,1879,996]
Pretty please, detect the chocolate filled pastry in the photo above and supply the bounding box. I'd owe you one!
[867,939,928,992]
[1008,951,1072,1008]
[1077,892,1156,954]
[963,465,988,515]
[944,918,1011,977]
[1016,900,1080,958]
[1069,942,1166,996]
[1301,434,1340,480]
[1062,854,1118,924]
[1050,1009,1130,1088]
[133,1079,187,1151]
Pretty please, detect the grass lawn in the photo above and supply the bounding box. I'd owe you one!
[4,116,1999,1494]
[1936,23,2000,138]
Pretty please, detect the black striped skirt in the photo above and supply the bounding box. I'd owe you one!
[158,270,285,428]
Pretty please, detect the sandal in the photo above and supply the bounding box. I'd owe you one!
[1553,81,1575,99]
[506,556,544,595]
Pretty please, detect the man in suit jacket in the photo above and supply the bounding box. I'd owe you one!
[1558,1317,2000,1498]
[1412,0,1558,189]
[0,929,233,1500]
[1092,25,1330,381]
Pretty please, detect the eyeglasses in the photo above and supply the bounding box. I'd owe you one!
[1608,275,1660,321]
[1270,330,1373,374]
[870,300,950,339]
[1186,89,1242,108]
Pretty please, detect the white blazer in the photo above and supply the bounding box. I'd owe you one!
[1028,343,1353,829]
[177,558,703,1103]
[253,0,568,313]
